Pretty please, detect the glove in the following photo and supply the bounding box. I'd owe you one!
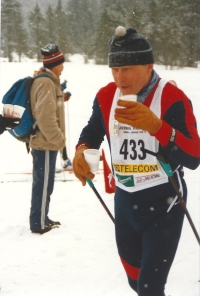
[0,115,21,135]
[115,100,162,134]
[72,145,95,186]
[4,117,21,128]
[64,91,72,102]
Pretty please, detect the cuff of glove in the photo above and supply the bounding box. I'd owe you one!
[76,143,90,153]
[152,121,172,146]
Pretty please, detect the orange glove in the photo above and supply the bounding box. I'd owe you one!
[72,145,95,186]
[115,100,162,134]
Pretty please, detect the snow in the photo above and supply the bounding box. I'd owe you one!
[0,55,199,295]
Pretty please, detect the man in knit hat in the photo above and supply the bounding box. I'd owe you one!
[72,27,200,295]
[29,44,66,234]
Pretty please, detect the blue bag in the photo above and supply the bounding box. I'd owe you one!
[2,74,49,143]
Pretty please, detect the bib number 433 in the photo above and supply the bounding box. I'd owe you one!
[120,139,146,160]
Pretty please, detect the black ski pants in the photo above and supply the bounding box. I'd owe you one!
[114,179,187,296]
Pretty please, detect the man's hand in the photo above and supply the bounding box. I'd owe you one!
[0,115,21,135]
[64,91,72,102]
[4,117,21,129]
[115,100,162,134]
[72,145,95,186]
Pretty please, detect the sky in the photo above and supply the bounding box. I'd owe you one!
[0,55,199,296]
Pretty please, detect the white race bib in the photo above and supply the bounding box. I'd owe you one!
[109,80,169,192]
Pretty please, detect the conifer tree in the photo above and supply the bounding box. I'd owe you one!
[29,4,47,61]
[46,5,57,44]
[1,0,199,67]
[66,0,95,58]
[176,0,200,66]
[144,0,185,68]
[91,7,115,64]
[54,0,73,56]
[1,0,28,62]
[91,0,131,64]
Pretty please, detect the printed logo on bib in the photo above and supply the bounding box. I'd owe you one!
[116,174,134,187]
[135,173,160,184]
[113,163,159,174]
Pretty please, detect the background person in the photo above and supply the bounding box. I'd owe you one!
[29,44,66,234]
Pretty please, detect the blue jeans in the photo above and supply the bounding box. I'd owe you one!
[30,149,58,231]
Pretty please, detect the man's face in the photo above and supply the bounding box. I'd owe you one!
[111,64,153,95]
[52,63,64,78]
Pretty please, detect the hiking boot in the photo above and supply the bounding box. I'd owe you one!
[31,225,53,235]
[47,218,61,226]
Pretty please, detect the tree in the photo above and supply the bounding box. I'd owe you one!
[66,0,95,59]
[91,7,116,64]
[1,0,28,62]
[29,4,48,61]
[176,0,200,66]
[91,0,137,64]
[122,0,146,30]
[143,0,185,68]
[1,0,199,67]
[45,5,57,44]
[54,0,73,56]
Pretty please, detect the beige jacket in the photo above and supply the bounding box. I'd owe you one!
[29,72,66,151]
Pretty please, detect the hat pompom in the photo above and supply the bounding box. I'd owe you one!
[108,26,154,67]
[115,26,126,37]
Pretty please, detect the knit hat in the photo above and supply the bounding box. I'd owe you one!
[108,26,154,67]
[41,44,65,68]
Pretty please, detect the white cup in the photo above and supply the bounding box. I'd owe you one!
[83,149,100,172]
[119,94,137,102]
[3,104,14,117]
[12,105,25,118]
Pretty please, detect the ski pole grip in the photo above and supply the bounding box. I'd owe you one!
[86,178,94,188]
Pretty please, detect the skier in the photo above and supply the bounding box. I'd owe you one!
[72,26,200,295]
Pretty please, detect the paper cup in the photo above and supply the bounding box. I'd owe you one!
[83,149,100,172]
[12,105,25,118]
[3,104,14,117]
[119,94,137,102]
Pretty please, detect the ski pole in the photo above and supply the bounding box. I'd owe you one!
[144,148,200,245]
[59,151,66,182]
[86,178,115,224]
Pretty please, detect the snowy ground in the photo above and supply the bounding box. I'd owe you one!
[0,56,199,295]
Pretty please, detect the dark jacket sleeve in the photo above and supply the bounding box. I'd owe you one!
[77,97,106,149]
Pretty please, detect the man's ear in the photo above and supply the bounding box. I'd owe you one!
[147,64,154,72]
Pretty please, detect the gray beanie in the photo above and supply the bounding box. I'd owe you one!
[108,26,154,67]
